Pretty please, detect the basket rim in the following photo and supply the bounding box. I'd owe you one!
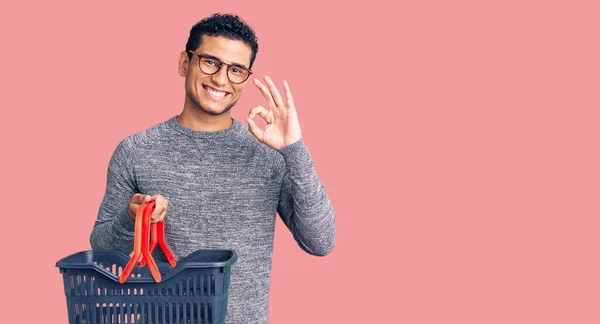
[56,249,237,283]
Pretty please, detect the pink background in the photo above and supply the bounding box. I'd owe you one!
[2,0,599,323]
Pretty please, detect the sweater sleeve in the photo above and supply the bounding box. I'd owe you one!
[276,138,336,256]
[89,138,138,254]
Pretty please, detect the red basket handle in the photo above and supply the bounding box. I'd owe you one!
[141,201,161,282]
[157,220,177,267]
[140,221,177,268]
[119,201,176,283]
[119,201,154,283]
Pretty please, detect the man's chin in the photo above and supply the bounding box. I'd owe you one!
[201,105,232,116]
[194,100,233,116]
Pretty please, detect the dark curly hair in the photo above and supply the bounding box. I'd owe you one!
[185,13,259,69]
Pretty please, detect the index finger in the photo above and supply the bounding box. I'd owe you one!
[133,193,150,204]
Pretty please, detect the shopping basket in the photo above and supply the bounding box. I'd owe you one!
[56,249,237,324]
[56,202,237,323]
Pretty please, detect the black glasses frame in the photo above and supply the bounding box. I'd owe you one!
[188,51,253,84]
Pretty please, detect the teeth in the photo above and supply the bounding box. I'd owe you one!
[206,86,227,98]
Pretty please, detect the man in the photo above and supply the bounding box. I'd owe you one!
[90,13,336,323]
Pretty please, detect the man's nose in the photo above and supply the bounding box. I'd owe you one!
[211,66,229,87]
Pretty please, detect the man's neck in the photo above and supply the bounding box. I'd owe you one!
[177,104,233,132]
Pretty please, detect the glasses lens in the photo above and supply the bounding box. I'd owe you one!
[228,66,250,83]
[199,57,220,74]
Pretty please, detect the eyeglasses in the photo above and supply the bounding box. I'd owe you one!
[188,51,252,84]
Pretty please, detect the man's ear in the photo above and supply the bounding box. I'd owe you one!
[178,51,189,77]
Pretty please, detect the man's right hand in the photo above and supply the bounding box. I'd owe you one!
[128,193,169,223]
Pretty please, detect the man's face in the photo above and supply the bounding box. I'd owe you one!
[182,35,253,116]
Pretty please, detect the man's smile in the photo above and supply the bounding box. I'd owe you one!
[203,85,230,101]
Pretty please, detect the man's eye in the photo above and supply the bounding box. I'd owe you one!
[231,68,242,74]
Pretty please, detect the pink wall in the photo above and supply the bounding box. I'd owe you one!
[1,0,599,323]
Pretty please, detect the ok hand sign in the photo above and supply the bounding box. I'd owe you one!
[247,76,302,150]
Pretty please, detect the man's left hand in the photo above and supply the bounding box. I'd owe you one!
[247,76,302,150]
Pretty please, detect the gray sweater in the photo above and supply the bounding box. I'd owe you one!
[90,116,336,323]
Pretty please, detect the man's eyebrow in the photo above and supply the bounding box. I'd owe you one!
[203,53,249,70]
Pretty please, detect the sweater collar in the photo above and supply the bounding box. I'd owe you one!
[166,115,243,139]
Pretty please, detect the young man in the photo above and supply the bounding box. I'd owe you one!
[90,13,336,323]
